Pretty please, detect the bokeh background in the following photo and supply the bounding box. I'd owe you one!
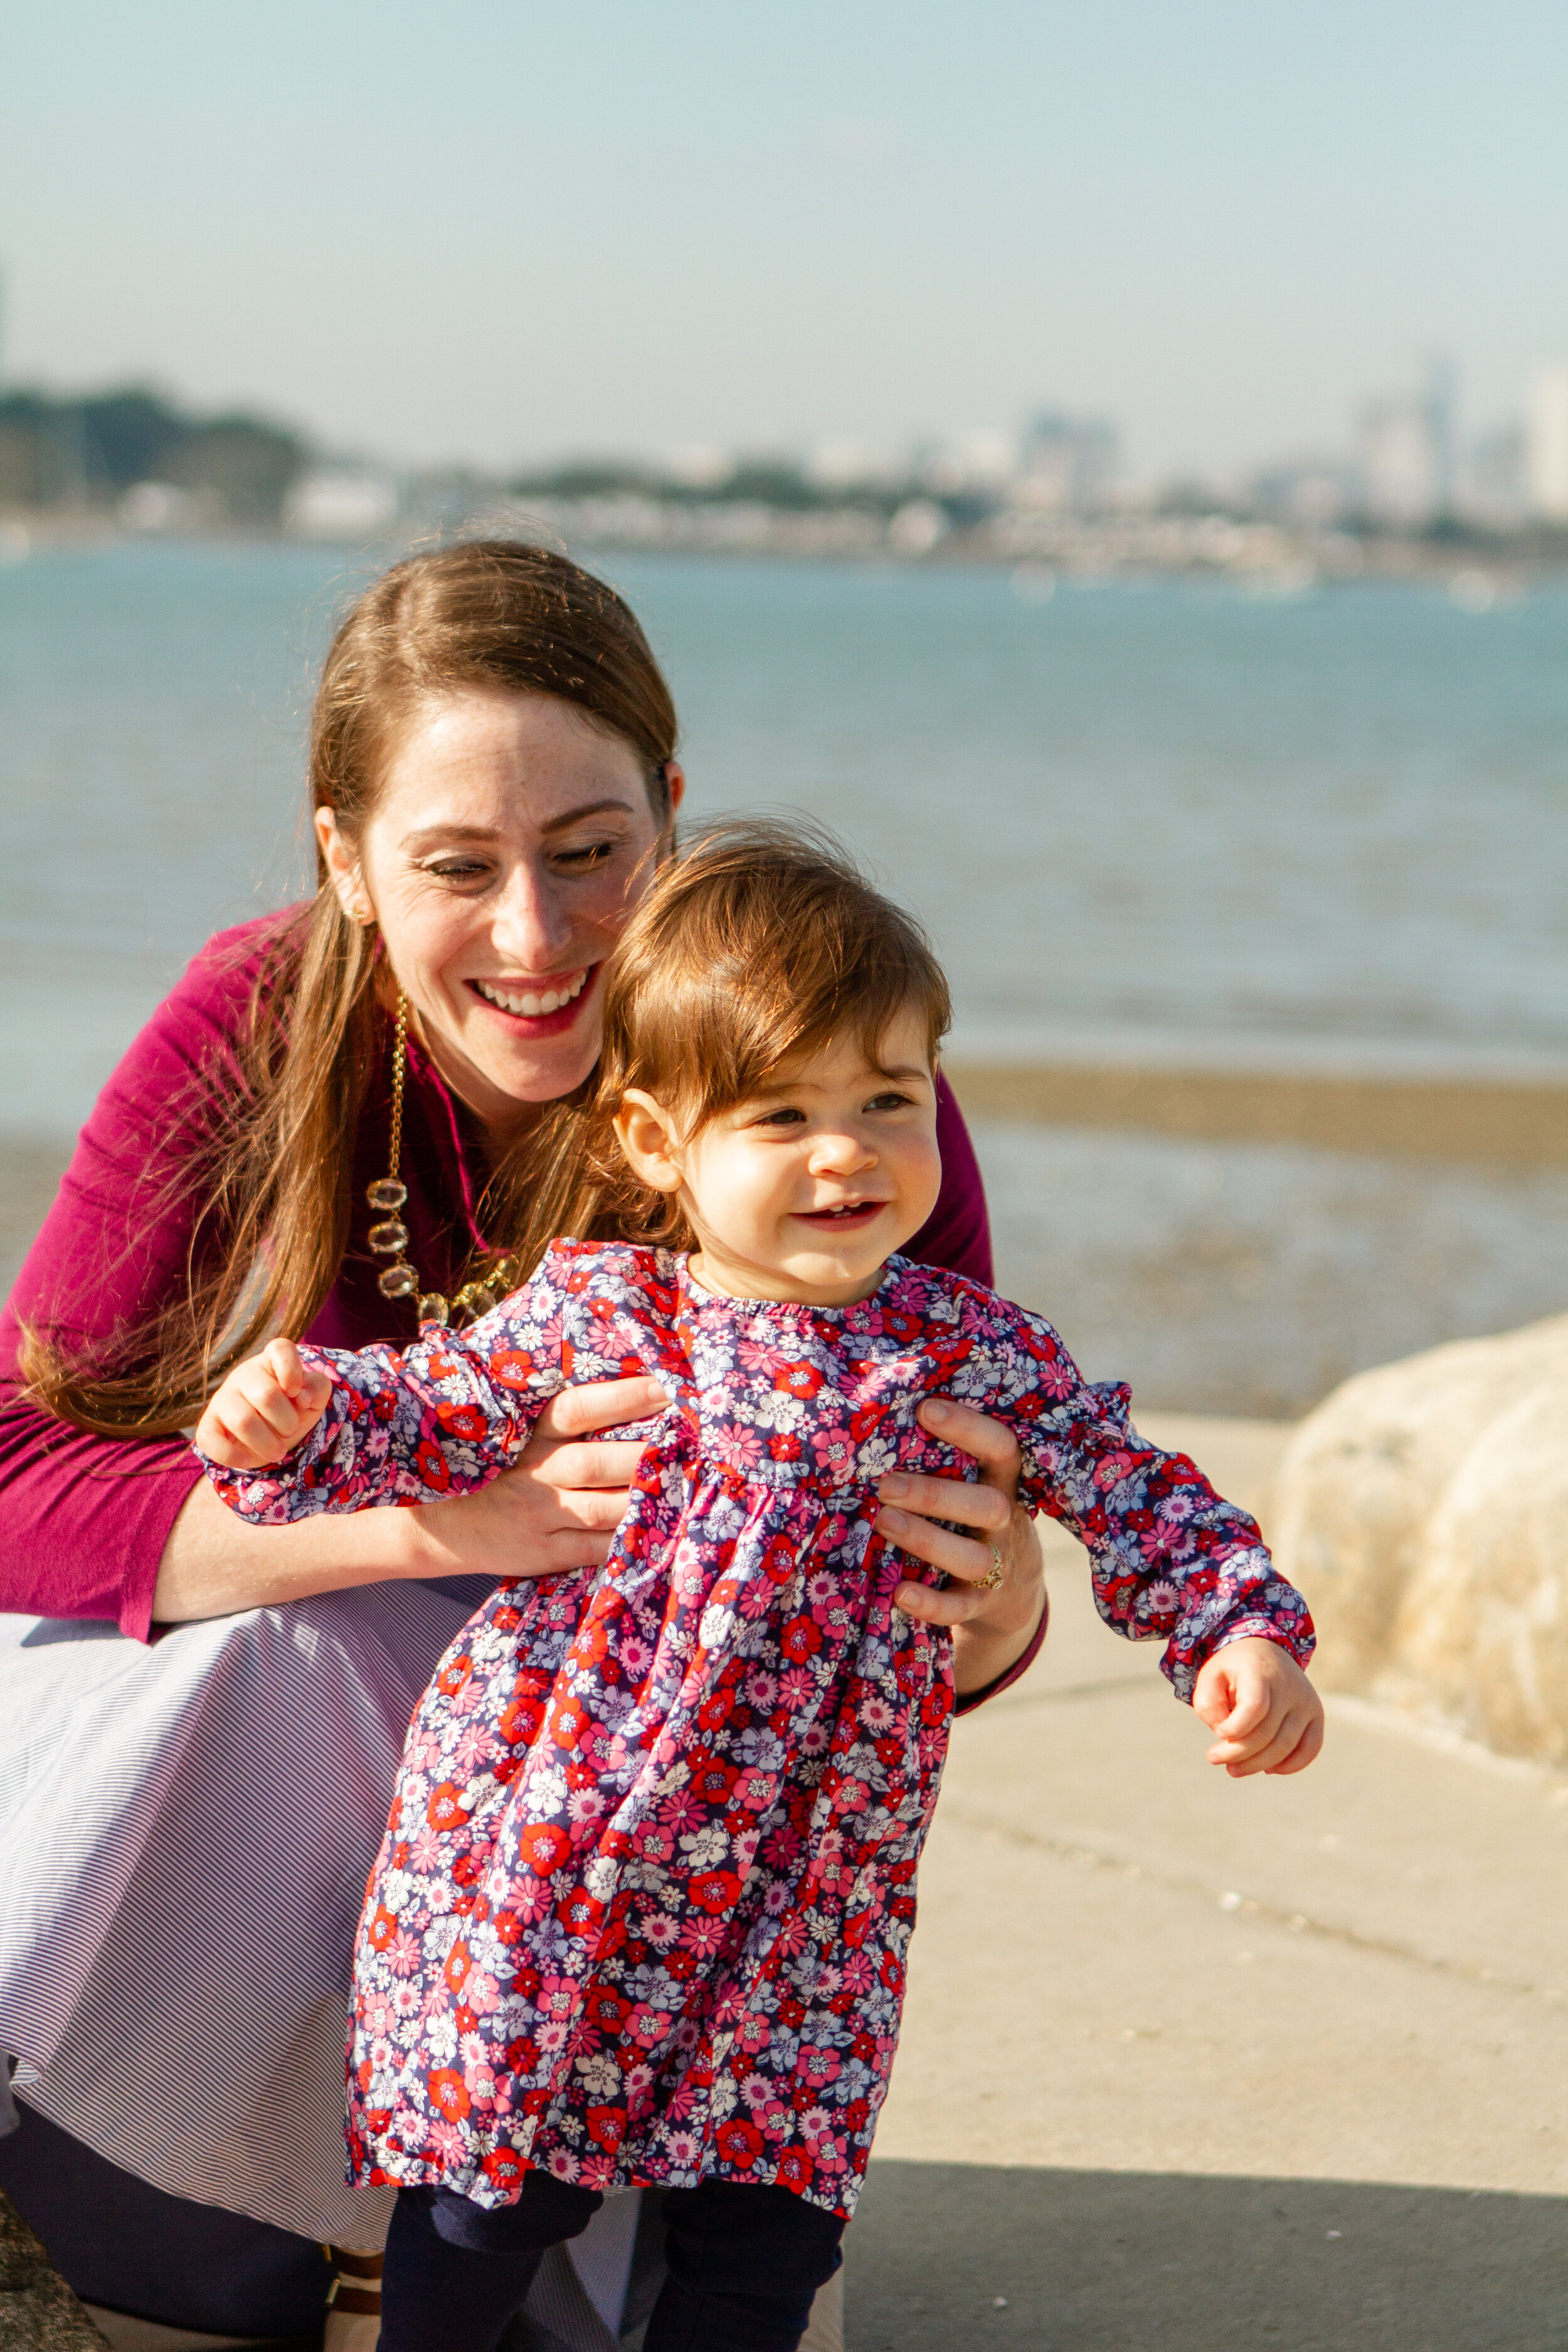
[3,0,1566,1415]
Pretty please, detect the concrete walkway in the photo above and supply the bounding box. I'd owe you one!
[847,1414,1568,2351]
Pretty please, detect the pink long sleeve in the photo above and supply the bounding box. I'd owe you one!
[0,930,270,1638]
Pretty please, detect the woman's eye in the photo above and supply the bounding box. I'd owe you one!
[554,839,618,870]
[426,860,492,884]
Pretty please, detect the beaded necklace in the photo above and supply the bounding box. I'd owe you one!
[366,993,520,1330]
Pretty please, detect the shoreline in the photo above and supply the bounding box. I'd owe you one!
[945,1058,1568,1170]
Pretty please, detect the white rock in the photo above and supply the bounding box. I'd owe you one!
[1272,1311,1568,1764]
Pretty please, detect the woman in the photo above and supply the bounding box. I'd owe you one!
[0,542,1047,2349]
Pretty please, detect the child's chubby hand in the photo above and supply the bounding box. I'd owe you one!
[1192,1637,1324,1777]
[194,1338,335,1472]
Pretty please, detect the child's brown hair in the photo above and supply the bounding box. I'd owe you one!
[520,817,951,1259]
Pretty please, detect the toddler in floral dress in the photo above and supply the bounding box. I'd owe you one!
[196,821,1320,2352]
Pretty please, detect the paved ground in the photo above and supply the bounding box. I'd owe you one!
[846,1413,1568,2351]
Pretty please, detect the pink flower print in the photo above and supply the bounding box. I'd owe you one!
[860,1694,894,1731]
[386,1930,423,1978]
[546,2148,581,2181]
[640,1910,680,1951]
[464,1970,502,2016]
[797,2045,842,2091]
[665,2131,702,2169]
[810,1427,855,1481]
[679,1914,728,1959]
[619,1634,654,1680]
[743,1668,777,1711]
[714,1422,765,1472]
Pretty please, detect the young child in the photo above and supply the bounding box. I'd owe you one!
[194,821,1320,2352]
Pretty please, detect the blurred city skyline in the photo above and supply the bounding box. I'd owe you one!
[3,0,1565,488]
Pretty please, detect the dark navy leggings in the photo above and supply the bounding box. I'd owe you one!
[380,2172,845,2352]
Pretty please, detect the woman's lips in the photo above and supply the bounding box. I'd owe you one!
[467,967,598,1037]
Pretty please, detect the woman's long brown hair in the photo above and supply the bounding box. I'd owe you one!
[25,539,677,1436]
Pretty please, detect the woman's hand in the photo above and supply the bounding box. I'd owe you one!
[1192,1639,1324,1777]
[875,1397,1047,1698]
[408,1375,669,1581]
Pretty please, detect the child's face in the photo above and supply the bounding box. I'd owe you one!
[615,1006,944,1308]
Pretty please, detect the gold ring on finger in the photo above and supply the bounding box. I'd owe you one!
[978,1542,1005,1592]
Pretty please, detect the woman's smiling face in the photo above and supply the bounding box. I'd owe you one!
[318,688,682,1142]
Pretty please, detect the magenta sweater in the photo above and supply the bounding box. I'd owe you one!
[0,918,997,1643]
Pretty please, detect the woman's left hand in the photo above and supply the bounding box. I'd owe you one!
[875,1397,1047,1697]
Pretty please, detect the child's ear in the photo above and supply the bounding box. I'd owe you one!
[614,1091,686,1194]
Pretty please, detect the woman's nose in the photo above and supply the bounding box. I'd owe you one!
[489,859,576,972]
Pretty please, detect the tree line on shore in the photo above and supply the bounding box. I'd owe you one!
[0,386,305,522]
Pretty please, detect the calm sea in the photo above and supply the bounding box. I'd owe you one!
[3,539,1565,1410]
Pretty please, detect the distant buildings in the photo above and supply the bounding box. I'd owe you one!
[1525,363,1568,521]
[1357,363,1454,526]
[1013,411,1118,512]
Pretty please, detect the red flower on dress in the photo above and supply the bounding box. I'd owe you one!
[415,1439,452,1491]
[715,2117,763,2168]
[780,1615,822,1663]
[428,2069,470,2122]
[516,1821,572,1877]
[425,1781,467,1832]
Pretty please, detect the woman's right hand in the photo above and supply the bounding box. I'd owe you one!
[405,1375,668,1580]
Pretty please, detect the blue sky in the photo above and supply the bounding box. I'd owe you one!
[3,0,1565,479]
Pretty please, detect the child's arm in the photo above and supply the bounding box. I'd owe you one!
[970,1302,1321,1771]
[191,1248,610,1523]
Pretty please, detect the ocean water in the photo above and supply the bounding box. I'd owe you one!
[2,539,1565,1409]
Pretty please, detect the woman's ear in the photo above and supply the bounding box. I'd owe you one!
[315,807,375,926]
[614,1091,686,1194]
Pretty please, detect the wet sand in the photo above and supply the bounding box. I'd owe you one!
[945,1059,1568,1169]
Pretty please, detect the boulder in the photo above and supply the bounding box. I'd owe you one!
[1271,1312,1568,1765]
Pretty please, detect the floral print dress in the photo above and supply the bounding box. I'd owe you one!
[201,1242,1313,2220]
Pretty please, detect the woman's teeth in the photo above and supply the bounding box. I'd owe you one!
[474,971,590,1018]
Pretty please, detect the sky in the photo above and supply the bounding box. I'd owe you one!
[3,0,1566,485]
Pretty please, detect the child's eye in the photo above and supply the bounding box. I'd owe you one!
[866,1091,913,1112]
[754,1107,806,1128]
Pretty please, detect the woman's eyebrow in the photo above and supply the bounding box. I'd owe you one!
[400,798,637,852]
